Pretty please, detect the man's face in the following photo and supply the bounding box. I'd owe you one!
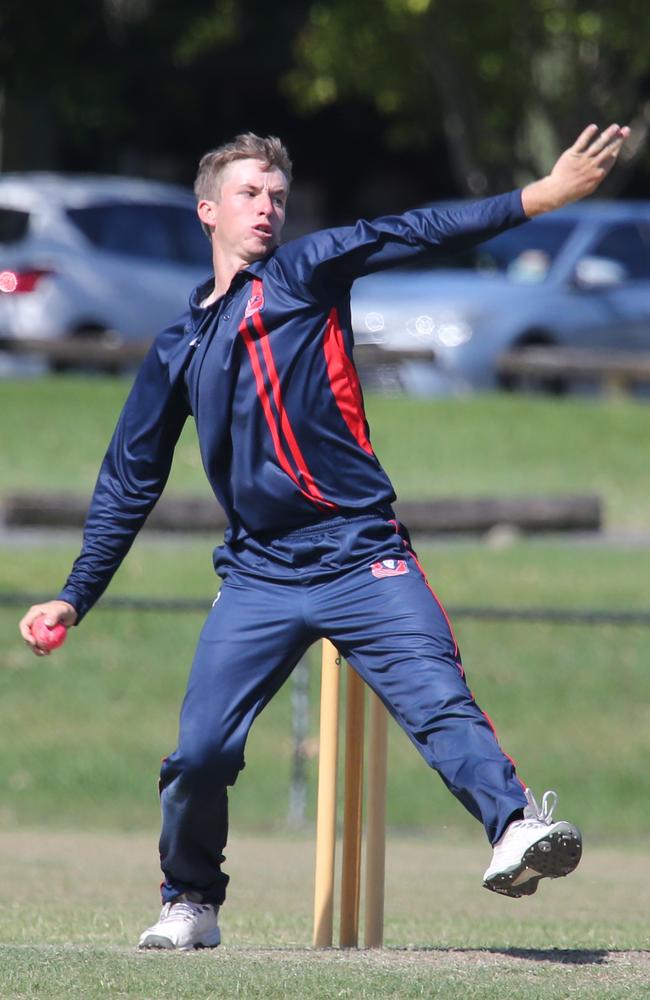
[200,158,289,263]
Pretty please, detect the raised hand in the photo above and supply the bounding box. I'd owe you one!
[522,123,631,218]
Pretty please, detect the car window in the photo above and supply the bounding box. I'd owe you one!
[66,202,210,266]
[589,224,650,279]
[0,208,30,244]
[477,220,575,281]
[397,218,575,282]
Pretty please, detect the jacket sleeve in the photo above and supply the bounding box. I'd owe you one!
[57,319,192,621]
[280,190,527,297]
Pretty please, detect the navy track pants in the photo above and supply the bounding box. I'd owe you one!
[158,511,527,905]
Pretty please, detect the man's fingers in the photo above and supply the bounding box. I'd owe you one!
[585,123,624,157]
[592,127,630,163]
[590,138,629,180]
[531,122,631,214]
[18,600,76,656]
[568,124,630,184]
[19,620,49,655]
[571,123,599,153]
[19,607,46,642]
[571,123,629,159]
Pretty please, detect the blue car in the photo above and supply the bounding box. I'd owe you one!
[351,200,650,394]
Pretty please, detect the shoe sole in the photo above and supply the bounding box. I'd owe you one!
[483,822,582,899]
[138,930,221,951]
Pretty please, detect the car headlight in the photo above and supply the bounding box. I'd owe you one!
[361,311,387,344]
[359,308,474,349]
[409,314,435,338]
[405,314,473,347]
[363,311,385,333]
[435,320,473,347]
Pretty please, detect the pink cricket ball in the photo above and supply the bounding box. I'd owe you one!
[32,614,68,651]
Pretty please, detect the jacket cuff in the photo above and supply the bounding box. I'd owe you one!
[56,588,90,625]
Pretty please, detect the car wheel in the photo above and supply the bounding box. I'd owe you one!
[498,334,567,395]
[50,326,120,375]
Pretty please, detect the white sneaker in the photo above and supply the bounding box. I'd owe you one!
[138,894,221,950]
[483,788,582,898]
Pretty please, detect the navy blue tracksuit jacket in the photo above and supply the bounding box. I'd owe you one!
[58,192,529,905]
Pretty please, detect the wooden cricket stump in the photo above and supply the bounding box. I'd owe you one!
[312,638,388,949]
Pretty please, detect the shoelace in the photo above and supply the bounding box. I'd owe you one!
[524,787,558,824]
[160,899,212,924]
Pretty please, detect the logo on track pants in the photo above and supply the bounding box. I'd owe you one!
[370,559,409,579]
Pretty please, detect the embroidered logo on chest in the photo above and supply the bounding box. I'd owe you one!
[245,289,265,318]
[370,559,409,579]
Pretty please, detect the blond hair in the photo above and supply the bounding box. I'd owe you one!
[194,132,292,203]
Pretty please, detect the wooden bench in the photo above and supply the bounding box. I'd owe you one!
[0,335,149,372]
[2,492,602,535]
[497,347,650,397]
[1,336,435,374]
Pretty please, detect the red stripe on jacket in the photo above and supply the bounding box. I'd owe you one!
[240,282,336,512]
[250,300,335,509]
[323,308,374,456]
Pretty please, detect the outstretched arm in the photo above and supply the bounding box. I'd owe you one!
[522,123,630,218]
[282,123,630,293]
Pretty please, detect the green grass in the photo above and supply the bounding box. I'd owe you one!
[2,540,650,837]
[2,378,650,527]
[3,533,650,607]
[0,831,648,999]
[2,378,648,835]
[1,378,650,995]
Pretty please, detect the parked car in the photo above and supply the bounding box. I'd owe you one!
[350,200,650,394]
[0,173,211,362]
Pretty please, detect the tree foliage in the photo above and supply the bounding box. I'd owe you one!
[286,0,650,193]
[0,0,307,176]
[1,0,648,201]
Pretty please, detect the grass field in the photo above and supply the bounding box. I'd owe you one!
[2,377,650,528]
[0,831,648,999]
[1,382,650,835]
[1,379,649,995]
[1,540,650,837]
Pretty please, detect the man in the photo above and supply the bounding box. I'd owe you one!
[20,124,629,950]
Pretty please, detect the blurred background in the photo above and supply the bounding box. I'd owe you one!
[1,0,650,866]
[3,0,650,386]
[3,0,650,211]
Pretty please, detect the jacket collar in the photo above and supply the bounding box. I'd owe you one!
[188,253,274,321]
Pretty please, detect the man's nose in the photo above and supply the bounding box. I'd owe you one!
[257,192,274,215]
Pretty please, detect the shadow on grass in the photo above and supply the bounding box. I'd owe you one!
[391,947,611,965]
[214,947,650,967]
[492,948,608,965]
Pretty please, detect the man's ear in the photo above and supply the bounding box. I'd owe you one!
[197,199,218,231]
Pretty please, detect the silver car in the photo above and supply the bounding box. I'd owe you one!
[351,200,650,394]
[0,173,210,353]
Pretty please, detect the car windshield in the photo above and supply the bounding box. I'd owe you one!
[401,218,575,283]
[66,202,211,267]
[0,208,30,244]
